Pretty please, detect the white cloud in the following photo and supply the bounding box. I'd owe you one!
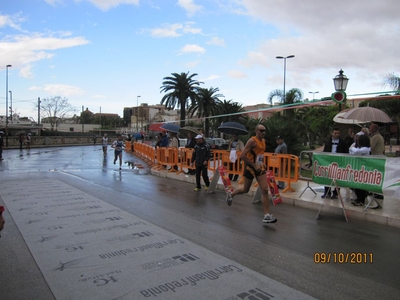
[178,0,203,17]
[150,23,183,38]
[228,70,247,79]
[150,22,202,38]
[29,84,85,97]
[19,64,34,79]
[206,36,225,47]
[0,33,89,74]
[178,44,205,55]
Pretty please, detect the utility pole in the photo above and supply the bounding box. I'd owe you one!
[9,91,12,122]
[38,97,41,136]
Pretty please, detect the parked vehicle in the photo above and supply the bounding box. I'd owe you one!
[205,138,227,156]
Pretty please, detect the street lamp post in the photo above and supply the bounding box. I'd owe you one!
[332,69,349,111]
[136,95,141,131]
[276,55,295,102]
[9,91,12,121]
[309,91,319,101]
[5,64,12,147]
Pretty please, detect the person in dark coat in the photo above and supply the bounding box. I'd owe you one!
[321,127,348,199]
[190,135,211,191]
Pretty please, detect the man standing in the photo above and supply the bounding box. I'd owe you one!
[112,134,124,170]
[369,124,384,155]
[226,124,277,224]
[274,136,287,189]
[26,133,31,150]
[321,127,348,199]
[185,132,196,149]
[369,123,385,200]
[190,135,211,191]
[160,131,169,147]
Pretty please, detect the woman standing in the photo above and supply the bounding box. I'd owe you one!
[349,133,371,206]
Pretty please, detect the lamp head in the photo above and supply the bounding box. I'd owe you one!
[333,69,349,92]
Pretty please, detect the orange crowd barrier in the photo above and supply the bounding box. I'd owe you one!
[127,143,299,193]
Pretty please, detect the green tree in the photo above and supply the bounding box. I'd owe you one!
[160,72,203,127]
[188,87,223,137]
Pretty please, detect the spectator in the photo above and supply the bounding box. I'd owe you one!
[369,123,385,200]
[321,127,348,199]
[19,133,25,150]
[160,132,169,147]
[228,134,245,181]
[274,136,287,189]
[369,124,384,155]
[185,132,196,149]
[349,133,371,206]
[169,132,179,171]
[190,135,211,191]
[26,133,31,150]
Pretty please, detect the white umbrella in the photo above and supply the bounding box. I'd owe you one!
[334,107,392,124]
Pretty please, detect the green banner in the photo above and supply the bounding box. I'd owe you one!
[312,153,385,194]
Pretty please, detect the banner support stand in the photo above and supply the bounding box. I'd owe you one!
[316,179,348,222]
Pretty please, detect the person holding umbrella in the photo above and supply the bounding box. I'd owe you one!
[228,134,244,181]
[190,135,211,191]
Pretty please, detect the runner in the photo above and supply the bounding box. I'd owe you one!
[112,134,124,170]
[226,124,277,224]
[101,133,109,157]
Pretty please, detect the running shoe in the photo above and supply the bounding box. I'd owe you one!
[262,214,277,223]
[194,187,201,191]
[226,191,233,206]
[204,186,209,191]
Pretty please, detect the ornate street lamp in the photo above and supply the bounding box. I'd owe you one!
[331,69,349,111]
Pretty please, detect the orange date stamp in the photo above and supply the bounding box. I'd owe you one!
[314,252,373,264]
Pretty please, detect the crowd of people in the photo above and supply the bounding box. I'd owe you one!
[322,124,385,207]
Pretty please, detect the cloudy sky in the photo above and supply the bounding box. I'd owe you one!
[1,0,399,121]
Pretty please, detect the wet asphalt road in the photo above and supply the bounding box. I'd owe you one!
[0,145,399,300]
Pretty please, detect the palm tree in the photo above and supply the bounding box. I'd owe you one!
[160,72,203,127]
[383,73,400,93]
[216,99,246,124]
[268,88,303,118]
[188,87,223,137]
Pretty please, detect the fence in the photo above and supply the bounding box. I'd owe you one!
[127,142,300,193]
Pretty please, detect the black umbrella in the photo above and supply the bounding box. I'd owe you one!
[160,123,181,134]
[217,122,248,135]
[179,126,201,137]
